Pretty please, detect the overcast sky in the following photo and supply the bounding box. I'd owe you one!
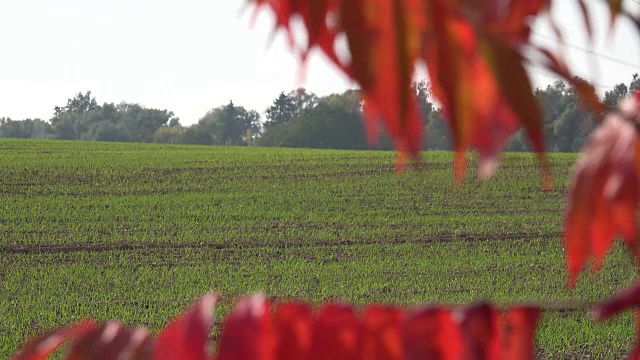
[0,1,639,125]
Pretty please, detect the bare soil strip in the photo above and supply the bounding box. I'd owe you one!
[1,230,559,254]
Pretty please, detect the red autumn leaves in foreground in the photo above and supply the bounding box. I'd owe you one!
[13,295,217,360]
[14,294,543,360]
[564,92,640,286]
[14,283,640,360]
[248,0,615,182]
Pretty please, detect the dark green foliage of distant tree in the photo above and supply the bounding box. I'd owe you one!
[0,117,51,139]
[425,111,452,150]
[604,83,629,110]
[265,92,297,127]
[118,103,179,143]
[181,126,214,145]
[259,89,371,149]
[259,88,431,150]
[48,92,179,142]
[264,88,318,128]
[154,126,185,144]
[3,74,639,152]
[54,91,98,116]
[413,80,434,122]
[196,101,261,146]
[506,129,528,152]
[293,90,369,149]
[631,73,640,93]
[534,80,571,150]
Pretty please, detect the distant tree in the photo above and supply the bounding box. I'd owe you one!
[631,73,640,92]
[259,89,371,149]
[50,92,106,140]
[603,74,640,111]
[265,92,298,127]
[413,80,434,122]
[554,106,580,152]
[181,125,213,145]
[425,111,452,150]
[91,122,132,142]
[168,117,182,128]
[572,110,597,152]
[534,80,571,149]
[264,89,318,129]
[320,89,362,114]
[197,101,259,146]
[49,92,177,142]
[53,91,98,116]
[506,129,529,152]
[245,109,262,145]
[154,126,185,144]
[604,83,629,110]
[290,88,319,114]
[298,90,367,149]
[0,118,51,139]
[117,102,177,142]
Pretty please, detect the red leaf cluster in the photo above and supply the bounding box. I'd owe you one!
[249,0,559,181]
[564,92,640,287]
[260,300,537,360]
[14,294,541,360]
[13,294,217,360]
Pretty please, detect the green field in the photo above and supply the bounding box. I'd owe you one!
[0,139,637,358]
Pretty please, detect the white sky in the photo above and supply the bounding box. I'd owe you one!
[0,1,638,125]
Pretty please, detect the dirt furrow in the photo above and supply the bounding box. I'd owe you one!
[1,230,559,255]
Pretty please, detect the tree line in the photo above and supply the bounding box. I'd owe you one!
[2,74,638,152]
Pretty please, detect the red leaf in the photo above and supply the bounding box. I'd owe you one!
[606,0,623,29]
[500,307,541,360]
[631,311,640,360]
[366,0,424,158]
[482,0,550,42]
[628,343,640,360]
[576,0,593,41]
[344,0,425,160]
[250,0,557,179]
[402,307,462,360]
[422,2,476,180]
[252,0,425,164]
[12,320,95,360]
[564,95,640,286]
[273,302,313,359]
[456,304,500,360]
[310,303,363,360]
[478,33,550,184]
[361,306,404,360]
[298,0,341,66]
[65,321,151,360]
[338,0,376,89]
[217,294,274,360]
[153,293,217,360]
[422,1,549,183]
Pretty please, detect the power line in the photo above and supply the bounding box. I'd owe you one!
[525,68,614,89]
[531,30,640,71]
